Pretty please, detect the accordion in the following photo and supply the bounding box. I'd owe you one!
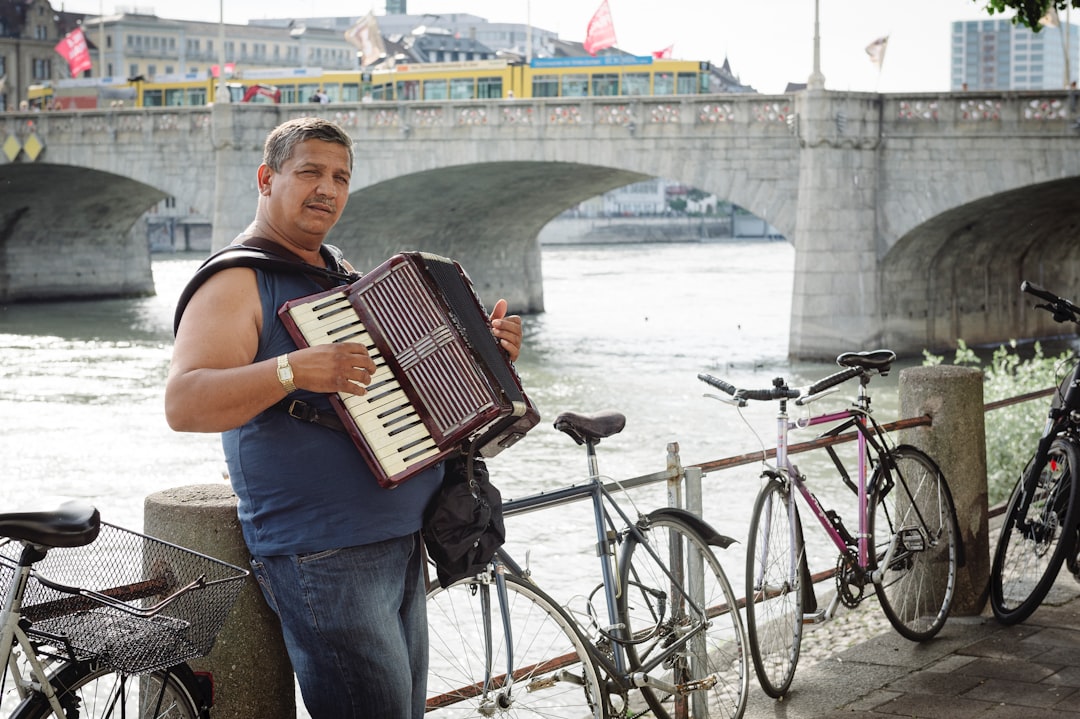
[278,252,540,488]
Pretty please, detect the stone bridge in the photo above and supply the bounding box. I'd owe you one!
[2,90,1079,359]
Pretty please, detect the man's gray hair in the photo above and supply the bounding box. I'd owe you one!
[263,117,354,171]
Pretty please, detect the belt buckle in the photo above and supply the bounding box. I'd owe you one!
[286,399,315,422]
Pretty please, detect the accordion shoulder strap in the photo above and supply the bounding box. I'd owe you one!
[172,239,358,336]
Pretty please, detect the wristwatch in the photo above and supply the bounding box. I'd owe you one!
[276,353,296,394]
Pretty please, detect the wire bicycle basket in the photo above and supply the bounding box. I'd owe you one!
[0,522,247,675]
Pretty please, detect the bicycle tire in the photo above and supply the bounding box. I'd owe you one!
[425,571,607,718]
[868,445,958,641]
[9,660,206,719]
[744,476,804,698]
[618,510,749,719]
[990,438,1080,625]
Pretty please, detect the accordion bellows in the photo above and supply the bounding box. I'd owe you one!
[278,252,539,488]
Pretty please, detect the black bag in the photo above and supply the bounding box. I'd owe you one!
[422,454,505,588]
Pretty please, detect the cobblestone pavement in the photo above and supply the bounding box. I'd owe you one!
[742,574,1080,719]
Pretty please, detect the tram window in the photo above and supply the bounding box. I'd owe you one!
[397,79,419,101]
[561,74,588,97]
[299,83,319,102]
[424,79,449,100]
[371,82,393,100]
[143,89,163,106]
[477,76,502,99]
[654,72,674,95]
[341,83,360,102]
[699,72,710,93]
[280,85,300,103]
[532,74,558,97]
[592,73,619,96]
[324,85,340,102]
[187,88,207,105]
[450,77,474,99]
[676,72,698,94]
[165,88,186,105]
[623,72,649,95]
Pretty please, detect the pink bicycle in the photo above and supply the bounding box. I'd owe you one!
[699,349,961,698]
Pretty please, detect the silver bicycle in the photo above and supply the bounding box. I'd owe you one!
[424,409,749,718]
[1,502,247,718]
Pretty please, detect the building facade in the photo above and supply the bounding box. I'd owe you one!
[951,18,1080,90]
[0,0,83,110]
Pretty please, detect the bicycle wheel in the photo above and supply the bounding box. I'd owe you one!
[10,660,205,719]
[869,445,957,641]
[990,438,1080,625]
[744,476,803,698]
[618,509,749,719]
[426,571,607,718]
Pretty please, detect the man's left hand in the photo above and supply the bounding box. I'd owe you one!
[489,299,523,362]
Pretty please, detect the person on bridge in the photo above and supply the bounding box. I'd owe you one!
[164,116,523,718]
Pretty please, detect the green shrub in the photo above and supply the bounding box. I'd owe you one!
[923,340,1075,506]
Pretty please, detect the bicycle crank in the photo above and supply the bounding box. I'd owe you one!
[835,551,865,608]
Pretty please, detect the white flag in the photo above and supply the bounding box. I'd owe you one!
[865,36,888,69]
[1040,7,1060,27]
[345,12,387,68]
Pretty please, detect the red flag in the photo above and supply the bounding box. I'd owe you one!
[583,0,617,55]
[652,45,673,59]
[54,28,92,77]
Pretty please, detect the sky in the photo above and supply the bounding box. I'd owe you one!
[57,0,1034,95]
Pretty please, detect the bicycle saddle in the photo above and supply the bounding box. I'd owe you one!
[836,349,896,373]
[0,501,101,548]
[553,410,626,445]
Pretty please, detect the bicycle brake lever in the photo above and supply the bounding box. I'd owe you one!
[794,385,842,406]
[703,392,746,407]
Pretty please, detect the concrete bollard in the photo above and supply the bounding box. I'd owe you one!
[898,365,989,616]
[145,484,295,718]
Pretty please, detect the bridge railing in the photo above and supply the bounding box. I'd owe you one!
[140,363,1049,717]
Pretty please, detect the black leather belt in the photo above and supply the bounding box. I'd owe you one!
[277,398,347,433]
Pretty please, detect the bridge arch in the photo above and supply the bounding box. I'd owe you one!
[880,176,1080,352]
[0,163,166,301]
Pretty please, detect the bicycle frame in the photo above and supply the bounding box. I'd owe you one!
[494,469,688,683]
[1,546,69,717]
[764,380,900,591]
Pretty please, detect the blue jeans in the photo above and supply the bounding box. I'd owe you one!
[251,533,428,719]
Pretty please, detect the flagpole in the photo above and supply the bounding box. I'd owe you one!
[217,0,230,103]
[526,0,532,63]
[808,0,825,89]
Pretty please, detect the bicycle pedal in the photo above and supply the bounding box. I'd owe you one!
[898,527,926,552]
[802,610,827,625]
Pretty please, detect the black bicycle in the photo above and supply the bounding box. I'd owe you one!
[989,280,1080,625]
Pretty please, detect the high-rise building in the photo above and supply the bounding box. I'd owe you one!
[951,18,1080,90]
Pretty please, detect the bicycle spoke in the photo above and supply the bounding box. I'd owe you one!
[870,447,957,641]
[745,479,802,698]
[991,440,1080,624]
[620,513,749,719]
[426,573,605,718]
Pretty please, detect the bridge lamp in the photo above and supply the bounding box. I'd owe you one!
[216,0,231,103]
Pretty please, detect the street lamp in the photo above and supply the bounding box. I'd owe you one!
[216,0,230,102]
[808,0,825,90]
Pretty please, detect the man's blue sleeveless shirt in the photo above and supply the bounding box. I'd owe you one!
[223,268,443,556]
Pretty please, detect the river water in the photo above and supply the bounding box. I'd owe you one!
[0,239,909,649]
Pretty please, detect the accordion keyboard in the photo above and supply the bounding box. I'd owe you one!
[283,291,442,478]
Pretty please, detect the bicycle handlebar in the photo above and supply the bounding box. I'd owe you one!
[805,366,864,396]
[697,373,801,401]
[1022,280,1080,324]
[699,363,868,405]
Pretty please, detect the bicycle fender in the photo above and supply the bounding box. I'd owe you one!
[647,507,738,550]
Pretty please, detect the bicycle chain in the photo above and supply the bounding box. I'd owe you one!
[835,551,865,608]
